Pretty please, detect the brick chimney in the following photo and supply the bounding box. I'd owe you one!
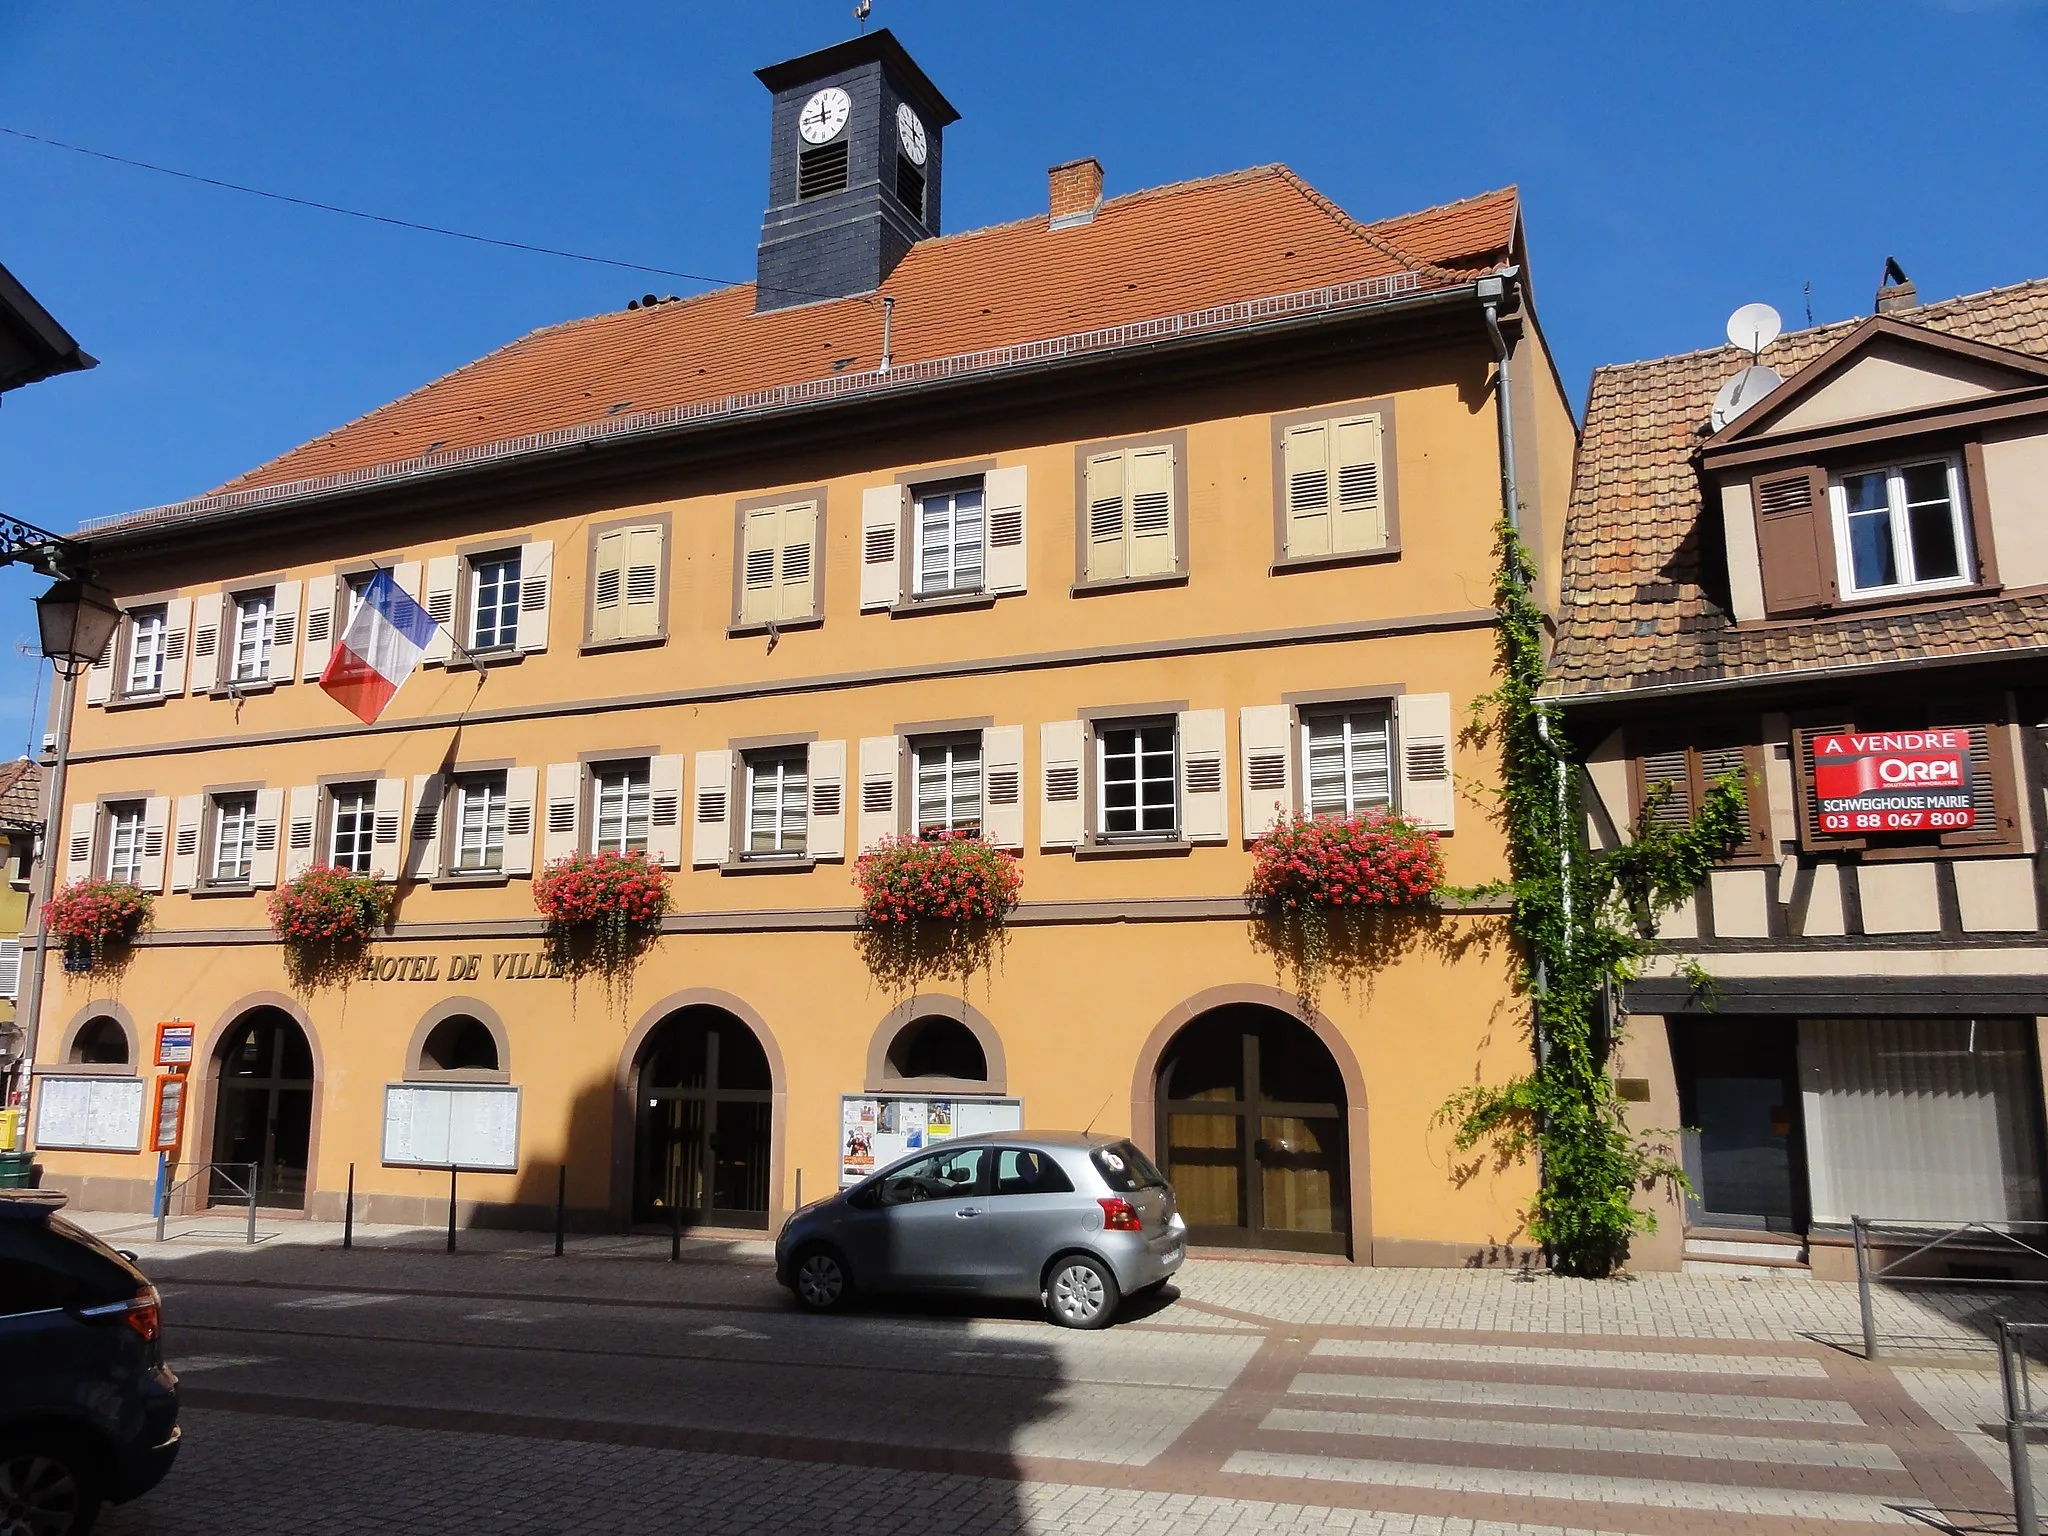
[1876,256,1918,315]
[1049,158,1103,229]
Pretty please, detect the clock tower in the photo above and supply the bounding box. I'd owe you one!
[753,30,960,313]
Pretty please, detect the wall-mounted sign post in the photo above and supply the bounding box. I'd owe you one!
[1814,730,1975,834]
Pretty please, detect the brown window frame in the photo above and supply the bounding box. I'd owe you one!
[1624,727,1772,865]
[1790,701,2024,860]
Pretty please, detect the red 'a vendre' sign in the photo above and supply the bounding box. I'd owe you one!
[1813,730,1974,833]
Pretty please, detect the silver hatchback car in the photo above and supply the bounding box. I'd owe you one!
[775,1132,1186,1328]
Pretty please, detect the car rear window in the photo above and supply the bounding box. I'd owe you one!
[0,1216,140,1316]
[1091,1141,1167,1192]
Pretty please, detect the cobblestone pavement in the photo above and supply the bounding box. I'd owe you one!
[66,1213,2046,1535]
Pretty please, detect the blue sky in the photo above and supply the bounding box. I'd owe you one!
[0,0,2043,744]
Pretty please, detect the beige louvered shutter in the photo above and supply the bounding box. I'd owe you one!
[543,762,581,865]
[1040,719,1086,849]
[1636,744,1696,834]
[807,739,847,860]
[980,725,1024,850]
[300,576,337,680]
[1128,447,1176,577]
[170,796,204,892]
[984,466,1028,594]
[1283,422,1333,557]
[1239,705,1294,842]
[138,796,171,894]
[1178,708,1227,843]
[860,485,903,610]
[188,592,224,693]
[501,767,538,876]
[646,754,685,868]
[1084,452,1128,582]
[622,526,663,639]
[856,735,900,853]
[160,597,193,697]
[63,803,95,885]
[392,560,422,602]
[589,531,625,644]
[740,506,780,626]
[421,555,459,663]
[405,773,445,880]
[1331,414,1387,553]
[778,503,819,622]
[515,539,553,653]
[369,777,405,882]
[267,580,303,684]
[250,788,285,888]
[691,750,734,867]
[85,627,114,706]
[283,785,319,881]
[1396,692,1455,832]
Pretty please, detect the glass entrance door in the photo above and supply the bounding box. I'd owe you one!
[210,1012,315,1209]
[1157,1006,1348,1254]
[1674,1019,1804,1232]
[634,1010,773,1229]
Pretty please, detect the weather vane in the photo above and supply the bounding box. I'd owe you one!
[855,0,871,33]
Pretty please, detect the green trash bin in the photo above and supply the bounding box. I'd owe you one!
[0,1151,36,1189]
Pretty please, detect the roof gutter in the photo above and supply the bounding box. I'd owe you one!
[1548,641,2048,711]
[78,273,1487,552]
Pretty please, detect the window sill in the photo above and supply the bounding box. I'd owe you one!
[1270,545,1401,574]
[431,872,511,889]
[210,680,275,698]
[1801,838,2026,863]
[1073,838,1194,860]
[446,649,522,674]
[720,856,817,876]
[190,882,254,898]
[407,1068,512,1085]
[580,633,668,655]
[1749,581,2001,625]
[889,590,997,618]
[1069,572,1189,597]
[106,692,167,712]
[726,616,822,640]
[39,1062,137,1078]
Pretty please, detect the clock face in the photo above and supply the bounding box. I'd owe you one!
[896,103,928,166]
[798,88,852,145]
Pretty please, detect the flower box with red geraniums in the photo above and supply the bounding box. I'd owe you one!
[853,832,1022,927]
[267,866,393,948]
[45,878,153,974]
[1248,811,1444,916]
[532,851,670,974]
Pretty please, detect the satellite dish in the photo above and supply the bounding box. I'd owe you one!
[1710,364,1784,431]
[1726,302,1782,356]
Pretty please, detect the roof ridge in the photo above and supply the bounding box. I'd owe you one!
[1272,167,1472,284]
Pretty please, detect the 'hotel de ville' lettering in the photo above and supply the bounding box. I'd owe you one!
[361,952,566,982]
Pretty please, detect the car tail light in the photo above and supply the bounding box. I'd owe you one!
[1098,1197,1142,1232]
[124,1290,162,1344]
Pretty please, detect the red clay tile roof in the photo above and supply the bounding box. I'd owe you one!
[0,758,43,832]
[1549,276,2048,701]
[212,170,1517,496]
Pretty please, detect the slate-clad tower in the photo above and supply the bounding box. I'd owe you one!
[754,29,960,312]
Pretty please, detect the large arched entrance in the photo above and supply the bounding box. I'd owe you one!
[210,1008,316,1209]
[1156,1004,1349,1254]
[633,1006,774,1229]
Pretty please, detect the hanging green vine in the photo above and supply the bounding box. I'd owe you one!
[1439,520,1748,1278]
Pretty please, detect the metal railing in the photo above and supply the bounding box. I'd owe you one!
[155,1161,260,1245]
[1853,1215,2048,1359]
[2000,1320,2048,1534]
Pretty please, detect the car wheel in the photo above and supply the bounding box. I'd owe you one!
[1043,1254,1121,1330]
[0,1436,105,1536]
[791,1246,852,1313]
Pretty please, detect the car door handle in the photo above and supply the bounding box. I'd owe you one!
[955,1207,984,1218]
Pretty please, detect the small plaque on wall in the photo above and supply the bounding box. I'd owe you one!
[1615,1078,1653,1103]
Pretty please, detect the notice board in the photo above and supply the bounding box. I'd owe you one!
[34,1075,146,1153]
[381,1084,521,1171]
[839,1094,1022,1186]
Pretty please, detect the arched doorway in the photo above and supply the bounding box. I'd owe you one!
[633,1006,773,1229]
[1156,1004,1349,1254]
[211,1008,315,1209]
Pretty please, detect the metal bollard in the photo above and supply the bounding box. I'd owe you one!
[447,1165,459,1254]
[670,1192,682,1263]
[344,1162,355,1250]
[1854,1216,1878,1361]
[2004,1320,2040,1536]
[155,1157,170,1244]
[246,1164,258,1246]
[553,1165,566,1258]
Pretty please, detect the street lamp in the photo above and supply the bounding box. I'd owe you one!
[33,576,121,676]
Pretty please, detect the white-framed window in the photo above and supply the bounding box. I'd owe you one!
[914,482,985,596]
[1303,706,1394,819]
[1831,456,1971,599]
[1097,719,1177,840]
[469,553,523,650]
[453,774,508,872]
[914,737,982,838]
[103,802,146,885]
[342,572,375,629]
[231,589,274,681]
[592,762,651,855]
[125,609,166,695]
[329,783,376,874]
[745,751,808,857]
[211,793,258,882]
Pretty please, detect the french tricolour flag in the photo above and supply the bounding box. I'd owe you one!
[320,570,438,724]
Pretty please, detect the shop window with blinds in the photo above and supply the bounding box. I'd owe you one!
[1280,412,1389,560]
[1801,1017,2044,1225]
[590,524,664,643]
[452,774,508,873]
[1631,734,1770,860]
[1302,708,1393,819]
[737,502,818,627]
[230,589,274,682]
[1793,707,2019,855]
[914,737,981,839]
[103,802,146,885]
[1098,719,1178,841]
[124,608,167,695]
[915,481,985,596]
[745,751,808,858]
[1083,445,1176,582]
[211,793,259,883]
[328,783,376,874]
[593,762,652,855]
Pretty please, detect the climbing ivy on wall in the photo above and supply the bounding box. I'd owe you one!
[1440,521,1748,1278]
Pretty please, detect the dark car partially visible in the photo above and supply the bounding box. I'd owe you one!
[0,1194,179,1534]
